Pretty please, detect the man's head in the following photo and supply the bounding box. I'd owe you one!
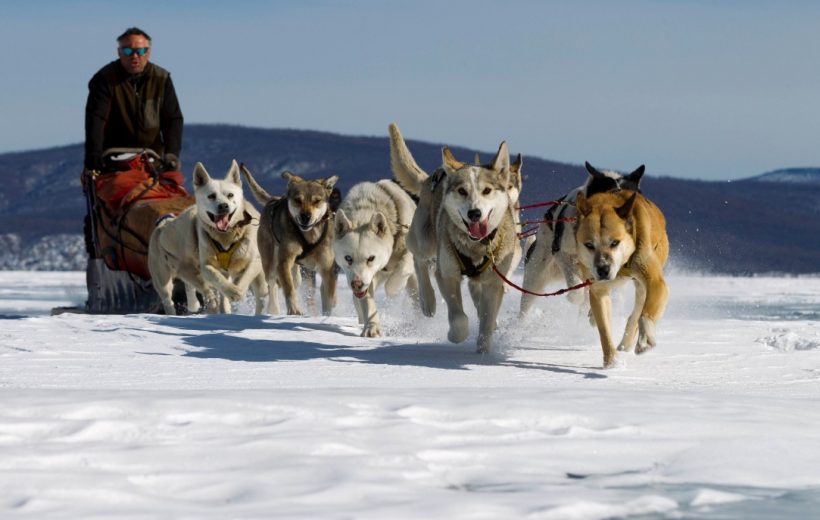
[117,27,152,75]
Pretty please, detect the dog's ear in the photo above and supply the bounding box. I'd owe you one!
[442,147,466,171]
[615,192,638,220]
[490,141,510,172]
[474,152,481,165]
[281,171,302,184]
[626,164,645,185]
[193,162,211,188]
[226,160,242,186]
[575,193,592,217]
[323,175,339,190]
[369,212,389,237]
[334,209,351,238]
[585,161,607,180]
[510,153,523,174]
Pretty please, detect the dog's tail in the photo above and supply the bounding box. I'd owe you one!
[388,123,428,197]
[239,163,277,206]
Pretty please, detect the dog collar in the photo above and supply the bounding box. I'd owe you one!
[452,227,504,278]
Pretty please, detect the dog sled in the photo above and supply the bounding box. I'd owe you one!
[53,148,193,315]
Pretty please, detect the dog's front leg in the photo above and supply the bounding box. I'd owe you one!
[589,283,617,368]
[358,285,382,338]
[476,278,505,354]
[619,279,646,352]
[201,264,243,304]
[636,261,669,354]
[319,262,337,316]
[276,258,303,315]
[414,258,436,317]
[436,260,468,344]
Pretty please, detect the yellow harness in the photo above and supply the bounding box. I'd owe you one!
[211,238,242,270]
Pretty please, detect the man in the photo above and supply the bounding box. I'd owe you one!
[84,27,183,174]
[81,27,186,314]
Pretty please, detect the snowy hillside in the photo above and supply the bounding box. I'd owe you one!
[749,167,820,184]
[0,271,819,518]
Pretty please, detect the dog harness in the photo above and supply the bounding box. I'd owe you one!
[451,228,502,278]
[209,211,255,270]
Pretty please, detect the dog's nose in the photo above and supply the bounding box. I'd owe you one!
[217,202,230,214]
[596,265,610,279]
[467,209,482,222]
[299,213,311,225]
[351,280,363,291]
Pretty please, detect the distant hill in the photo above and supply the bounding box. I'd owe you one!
[747,168,820,185]
[0,123,818,274]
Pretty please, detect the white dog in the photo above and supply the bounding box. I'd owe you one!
[148,160,267,314]
[332,180,418,337]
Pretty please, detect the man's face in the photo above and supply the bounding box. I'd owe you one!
[117,34,151,75]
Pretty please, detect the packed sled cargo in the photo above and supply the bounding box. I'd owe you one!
[57,148,192,314]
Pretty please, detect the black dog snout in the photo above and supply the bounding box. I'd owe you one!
[299,213,311,225]
[217,202,230,214]
[596,265,611,279]
[467,209,482,222]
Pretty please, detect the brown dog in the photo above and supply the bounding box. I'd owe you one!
[241,165,339,316]
[574,188,669,368]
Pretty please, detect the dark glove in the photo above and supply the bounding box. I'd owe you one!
[163,153,181,172]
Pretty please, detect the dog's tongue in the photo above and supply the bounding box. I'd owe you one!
[468,220,490,240]
[215,213,230,232]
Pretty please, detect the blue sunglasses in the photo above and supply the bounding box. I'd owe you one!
[121,47,149,57]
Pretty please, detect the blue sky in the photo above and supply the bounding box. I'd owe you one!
[2,0,818,180]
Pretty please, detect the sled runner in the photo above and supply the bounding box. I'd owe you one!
[54,148,193,314]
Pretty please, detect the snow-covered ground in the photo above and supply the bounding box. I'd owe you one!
[0,270,818,519]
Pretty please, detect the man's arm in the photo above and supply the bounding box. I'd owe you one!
[84,73,111,171]
[161,75,183,158]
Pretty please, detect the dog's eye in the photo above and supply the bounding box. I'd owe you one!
[458,188,468,197]
[584,242,595,250]
[207,194,216,200]
[313,198,322,204]
[610,240,620,248]
[482,187,492,195]
[344,255,353,265]
[367,256,375,264]
[226,193,234,199]
[294,198,302,205]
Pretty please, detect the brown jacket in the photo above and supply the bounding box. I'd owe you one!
[84,60,183,170]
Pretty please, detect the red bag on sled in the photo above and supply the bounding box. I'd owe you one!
[93,153,193,280]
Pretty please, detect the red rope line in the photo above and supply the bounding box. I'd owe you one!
[516,200,573,210]
[492,265,592,297]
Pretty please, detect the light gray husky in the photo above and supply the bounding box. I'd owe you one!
[389,123,521,354]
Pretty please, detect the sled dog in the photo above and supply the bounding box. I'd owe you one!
[240,165,339,315]
[574,187,669,368]
[333,180,418,337]
[389,123,521,354]
[148,160,267,315]
[520,162,644,316]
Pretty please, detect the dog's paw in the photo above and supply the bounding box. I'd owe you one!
[223,284,244,302]
[361,324,382,338]
[476,333,493,354]
[603,353,625,369]
[448,314,469,344]
[636,317,657,354]
[287,305,304,316]
[617,341,635,353]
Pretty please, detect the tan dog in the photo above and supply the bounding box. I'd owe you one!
[241,165,339,315]
[389,123,521,354]
[148,160,267,315]
[574,188,669,368]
